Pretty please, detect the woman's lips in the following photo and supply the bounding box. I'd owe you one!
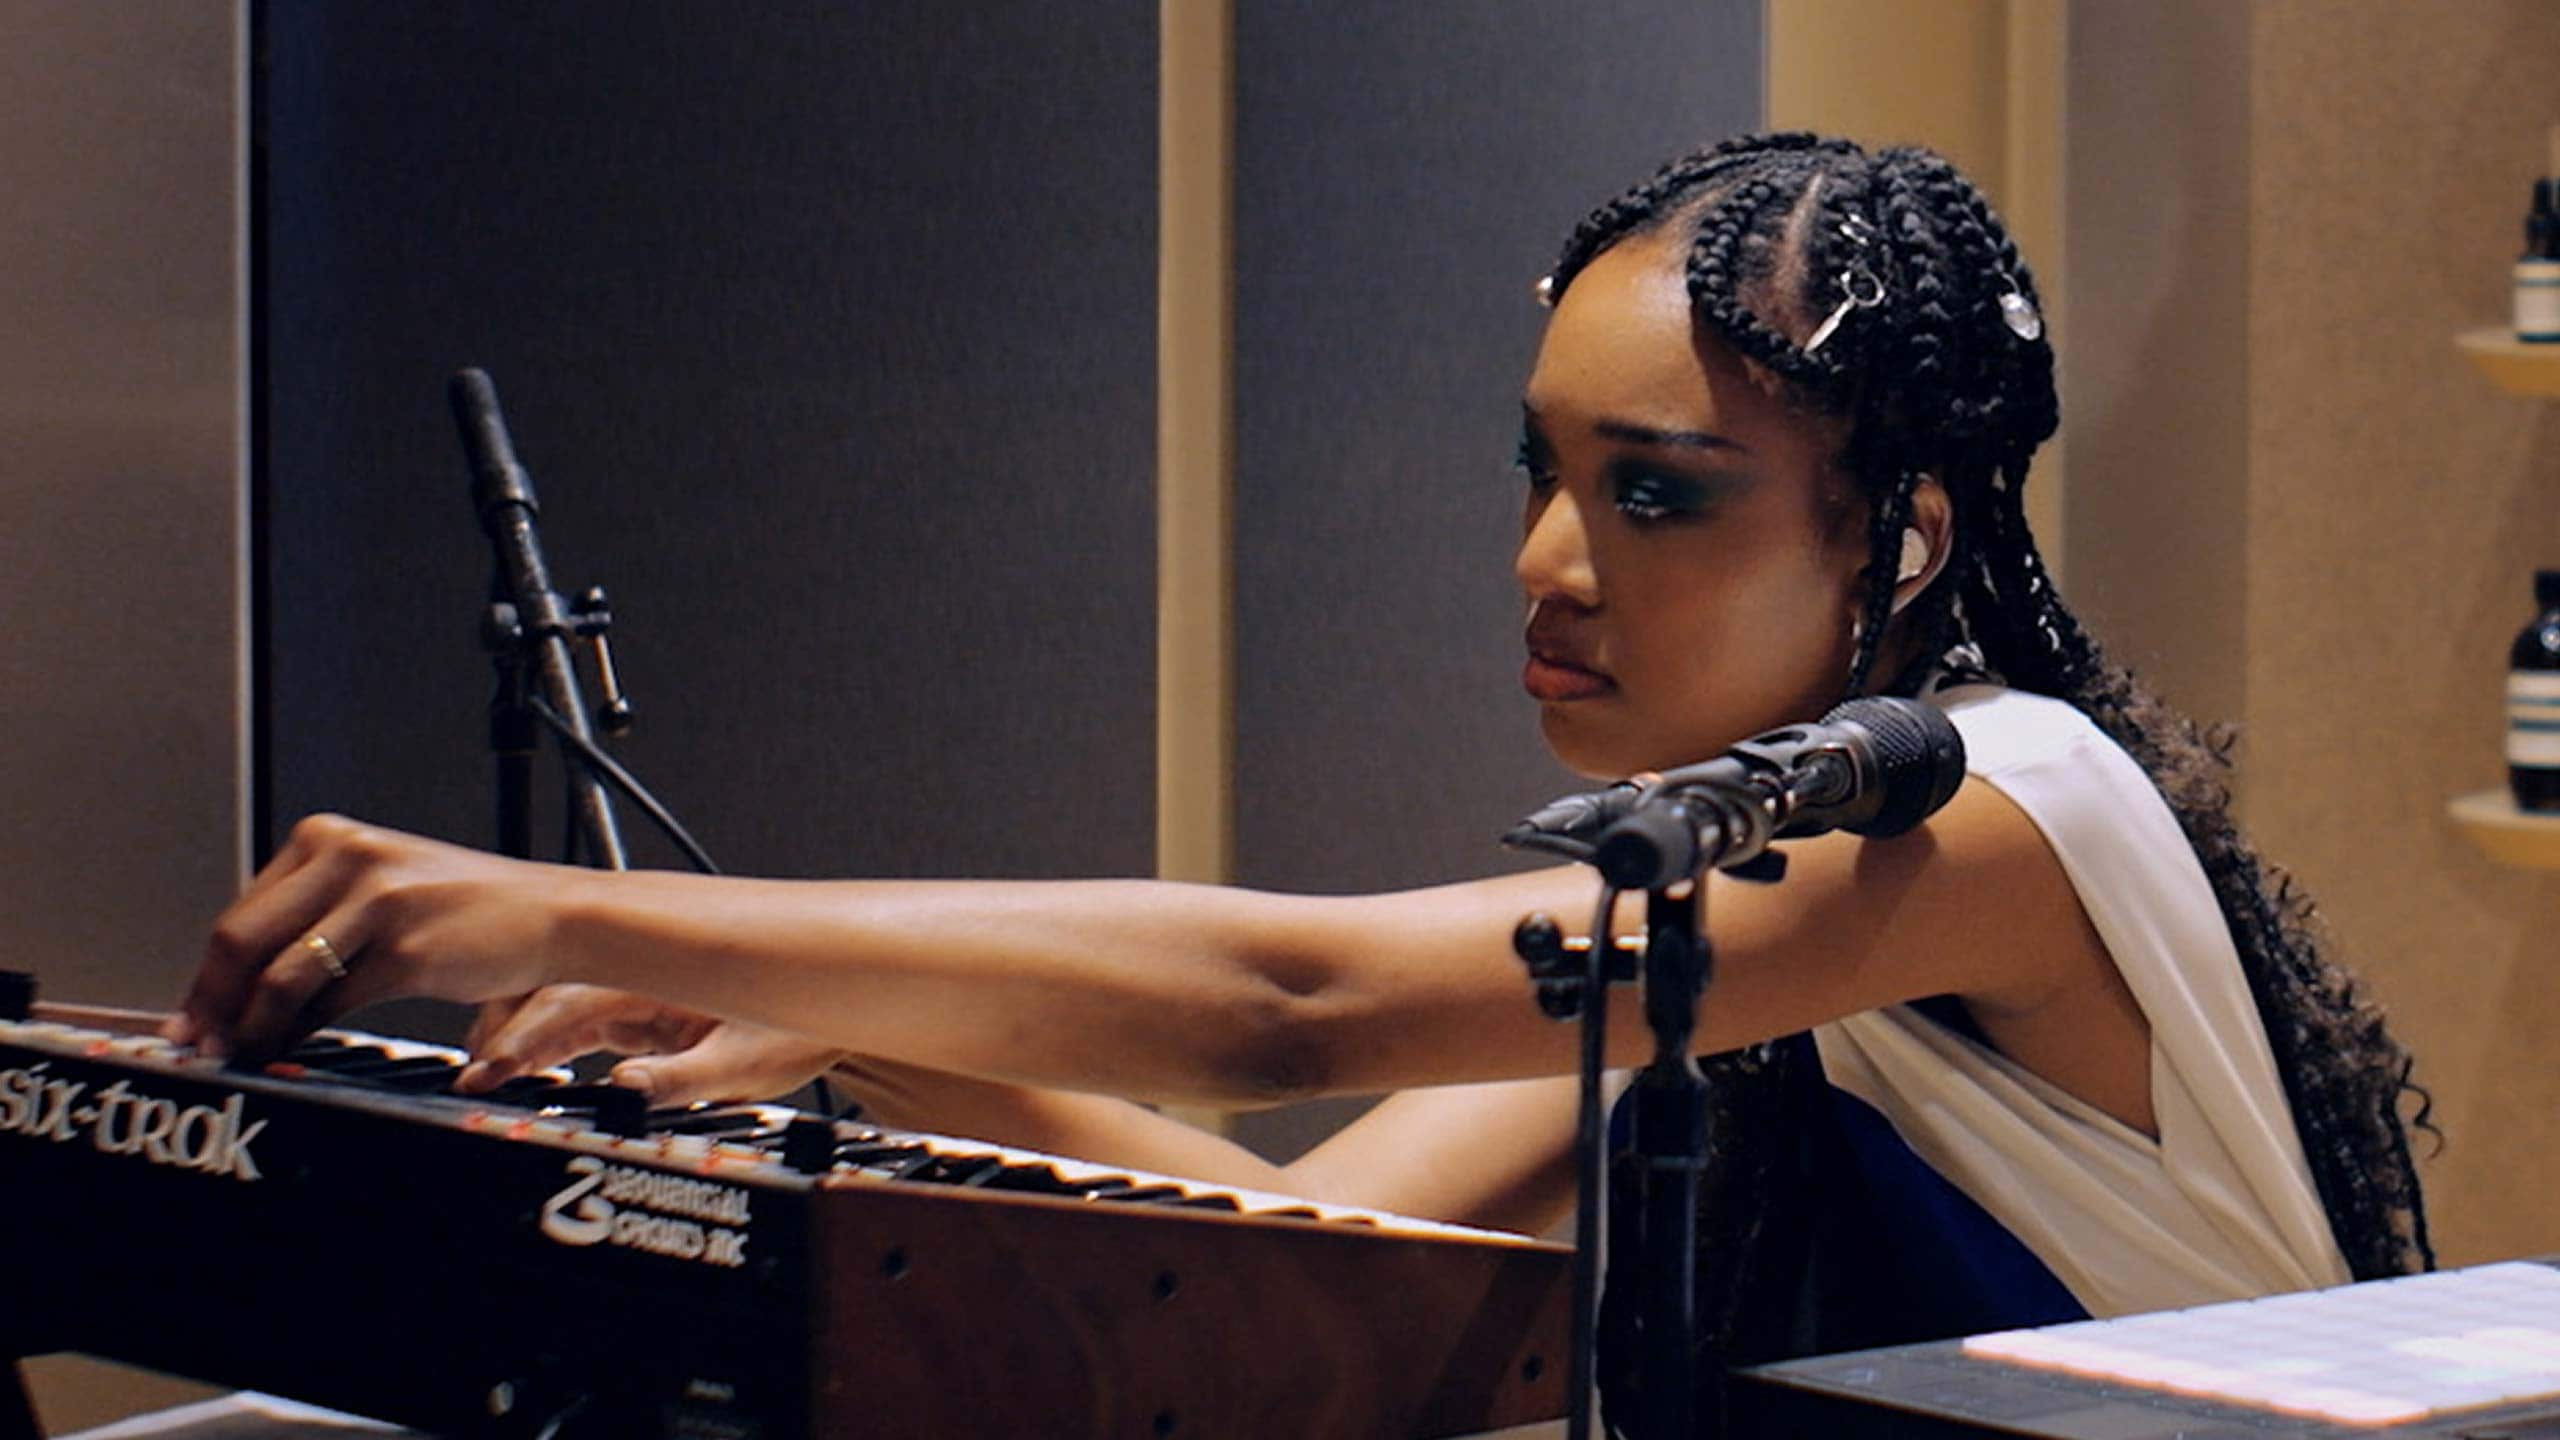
[1523,654,1615,702]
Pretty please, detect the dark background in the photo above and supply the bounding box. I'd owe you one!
[256,0,1762,1145]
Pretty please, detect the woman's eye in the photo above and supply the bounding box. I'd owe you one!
[1611,468,1704,524]
[1513,438,1558,491]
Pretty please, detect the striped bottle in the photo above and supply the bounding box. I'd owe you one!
[2509,569,2560,811]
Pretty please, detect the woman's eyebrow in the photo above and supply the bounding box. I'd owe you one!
[1591,419,1754,454]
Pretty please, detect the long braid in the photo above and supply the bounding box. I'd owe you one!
[1543,136,2435,1353]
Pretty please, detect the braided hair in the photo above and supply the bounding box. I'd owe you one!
[1546,134,2433,1302]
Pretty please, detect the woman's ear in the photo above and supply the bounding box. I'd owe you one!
[1892,475,1953,615]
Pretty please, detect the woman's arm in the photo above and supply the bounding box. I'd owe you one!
[823,1057,1585,1236]
[446,989,1585,1232]
[174,775,2104,1108]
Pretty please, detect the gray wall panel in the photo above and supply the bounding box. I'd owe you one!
[1232,2,1763,898]
[260,0,1159,944]
[1230,3,1761,1156]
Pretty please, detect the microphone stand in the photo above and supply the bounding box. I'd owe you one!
[1511,797,1788,1440]
[1508,698,1962,1435]
[454,369,630,869]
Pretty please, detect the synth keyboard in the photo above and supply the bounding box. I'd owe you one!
[0,993,1570,1439]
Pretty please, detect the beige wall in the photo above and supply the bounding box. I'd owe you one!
[4,0,244,1428]
[1792,0,2560,1269]
[2066,0,2560,1268]
[2239,1,2560,1267]
[2061,0,2253,726]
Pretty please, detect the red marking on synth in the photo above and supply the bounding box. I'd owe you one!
[85,1040,111,1057]
[265,1063,308,1080]
[507,1118,535,1141]
[462,1112,490,1132]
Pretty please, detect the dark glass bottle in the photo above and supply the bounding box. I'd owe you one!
[2509,569,2560,811]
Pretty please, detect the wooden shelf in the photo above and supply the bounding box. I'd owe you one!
[2449,334,2560,868]
[2457,327,2560,397]
[2448,788,2560,868]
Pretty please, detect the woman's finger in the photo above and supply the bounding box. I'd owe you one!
[463,993,533,1057]
[457,984,649,1092]
[170,826,374,1051]
[611,1023,843,1108]
[226,909,373,1058]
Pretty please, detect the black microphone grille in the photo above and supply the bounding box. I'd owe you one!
[1821,696,1966,837]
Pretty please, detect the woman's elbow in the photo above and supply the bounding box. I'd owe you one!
[1196,978,1346,1108]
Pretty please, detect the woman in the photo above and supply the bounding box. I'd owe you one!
[169,133,2430,1363]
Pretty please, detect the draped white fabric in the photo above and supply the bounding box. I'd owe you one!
[1814,685,2351,1318]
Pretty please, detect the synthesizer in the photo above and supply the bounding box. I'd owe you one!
[0,990,1570,1439]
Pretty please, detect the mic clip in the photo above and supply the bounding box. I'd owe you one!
[1511,913,1642,1020]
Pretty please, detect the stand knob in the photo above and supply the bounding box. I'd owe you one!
[0,971,33,1022]
[571,587,635,738]
[1512,916,1638,1020]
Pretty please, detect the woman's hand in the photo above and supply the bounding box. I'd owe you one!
[167,813,590,1058]
[457,984,844,1105]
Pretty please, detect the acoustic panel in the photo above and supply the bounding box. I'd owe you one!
[259,1,1159,911]
[1232,1,1764,898]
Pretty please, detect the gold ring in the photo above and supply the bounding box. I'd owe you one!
[303,932,348,981]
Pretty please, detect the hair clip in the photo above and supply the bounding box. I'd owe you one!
[1804,263,1884,354]
[1803,207,1884,354]
[1995,269,2042,341]
[1533,274,1557,308]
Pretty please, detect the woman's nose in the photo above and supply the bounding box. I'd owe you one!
[1515,488,1600,607]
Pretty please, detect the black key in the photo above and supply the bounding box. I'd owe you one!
[332,1050,458,1071]
[651,1107,776,1138]
[363,1064,468,1095]
[1093,1184,1186,1204]
[872,1151,940,1182]
[835,1142,932,1165]
[288,1044,397,1072]
[933,1155,1010,1188]
[978,1164,1089,1197]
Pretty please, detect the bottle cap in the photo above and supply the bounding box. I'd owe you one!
[2538,568,2560,609]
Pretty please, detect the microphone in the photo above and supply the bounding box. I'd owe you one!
[1503,696,1966,889]
[452,367,540,529]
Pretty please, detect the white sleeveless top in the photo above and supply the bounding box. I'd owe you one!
[1811,683,2352,1317]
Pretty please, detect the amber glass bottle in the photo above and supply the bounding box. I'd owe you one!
[2509,569,2560,811]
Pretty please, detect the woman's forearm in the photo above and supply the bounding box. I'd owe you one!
[826,1057,1305,1196]
[553,871,1359,1105]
